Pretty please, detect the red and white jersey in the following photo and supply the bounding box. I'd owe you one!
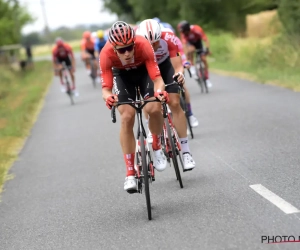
[155,31,179,64]
[99,35,161,89]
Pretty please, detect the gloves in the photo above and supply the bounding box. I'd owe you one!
[154,89,169,103]
[183,61,191,68]
[105,94,117,109]
[173,72,185,85]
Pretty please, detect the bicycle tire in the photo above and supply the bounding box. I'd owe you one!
[65,76,74,105]
[200,62,209,94]
[180,95,194,139]
[139,131,152,220]
[195,58,204,93]
[165,118,183,188]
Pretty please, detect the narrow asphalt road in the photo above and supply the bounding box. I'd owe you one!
[1,57,300,250]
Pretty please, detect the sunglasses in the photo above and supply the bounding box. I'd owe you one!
[115,44,134,54]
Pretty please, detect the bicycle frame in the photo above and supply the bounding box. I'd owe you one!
[111,88,167,220]
[111,89,168,187]
[161,109,182,159]
[61,62,74,105]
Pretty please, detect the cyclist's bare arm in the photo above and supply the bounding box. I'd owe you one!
[152,77,165,92]
[100,53,116,101]
[170,56,184,74]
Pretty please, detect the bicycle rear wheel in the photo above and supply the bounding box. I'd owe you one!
[140,132,152,220]
[165,118,183,188]
[180,95,194,139]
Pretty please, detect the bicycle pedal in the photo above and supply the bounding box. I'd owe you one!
[183,168,194,172]
[127,189,138,194]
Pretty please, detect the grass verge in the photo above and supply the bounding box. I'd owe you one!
[0,61,53,194]
[208,32,300,91]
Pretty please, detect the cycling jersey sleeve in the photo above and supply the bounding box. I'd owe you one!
[66,44,74,58]
[175,37,187,65]
[52,47,57,62]
[99,49,113,89]
[80,40,86,51]
[193,25,207,41]
[142,42,161,81]
[165,35,179,59]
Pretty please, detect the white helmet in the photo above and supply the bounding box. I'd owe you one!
[136,19,161,43]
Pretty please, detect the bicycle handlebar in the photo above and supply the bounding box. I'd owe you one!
[111,97,168,123]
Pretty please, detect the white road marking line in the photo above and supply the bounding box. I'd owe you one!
[250,184,300,214]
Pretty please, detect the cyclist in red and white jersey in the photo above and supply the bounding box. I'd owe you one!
[52,37,79,96]
[136,19,196,171]
[178,20,212,88]
[159,26,199,129]
[100,21,169,192]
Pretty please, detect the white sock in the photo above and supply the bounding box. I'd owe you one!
[180,137,190,154]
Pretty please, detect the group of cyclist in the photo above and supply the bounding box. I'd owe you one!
[51,29,108,96]
[52,18,212,192]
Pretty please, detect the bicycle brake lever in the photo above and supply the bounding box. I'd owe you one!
[162,103,168,118]
[111,106,116,123]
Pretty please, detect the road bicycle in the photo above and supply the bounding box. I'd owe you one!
[195,49,209,94]
[61,62,74,105]
[111,87,168,220]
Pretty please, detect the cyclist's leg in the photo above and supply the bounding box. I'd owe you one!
[65,57,75,89]
[160,58,196,170]
[183,85,199,127]
[54,59,64,90]
[140,72,167,171]
[81,50,91,73]
[143,110,152,143]
[114,73,138,190]
[160,59,187,138]
[140,75,164,139]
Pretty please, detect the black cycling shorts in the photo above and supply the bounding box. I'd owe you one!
[55,56,72,68]
[159,57,180,94]
[188,40,205,55]
[112,65,154,102]
[86,48,96,59]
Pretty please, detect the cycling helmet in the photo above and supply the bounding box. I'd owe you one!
[83,31,91,39]
[55,37,64,46]
[97,29,104,38]
[153,17,161,23]
[108,21,135,46]
[136,19,161,43]
[178,20,190,32]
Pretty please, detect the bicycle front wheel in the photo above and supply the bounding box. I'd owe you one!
[165,118,183,188]
[140,132,152,220]
[65,80,74,105]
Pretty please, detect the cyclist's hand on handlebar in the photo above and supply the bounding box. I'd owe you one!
[105,94,118,110]
[154,90,169,103]
[173,72,185,85]
[206,48,212,55]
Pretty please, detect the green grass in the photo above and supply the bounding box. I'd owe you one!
[0,61,53,193]
[208,32,300,91]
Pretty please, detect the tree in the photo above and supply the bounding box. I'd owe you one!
[0,0,34,46]
[278,0,300,35]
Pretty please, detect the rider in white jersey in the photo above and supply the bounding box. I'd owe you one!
[137,19,196,171]
[156,25,199,130]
